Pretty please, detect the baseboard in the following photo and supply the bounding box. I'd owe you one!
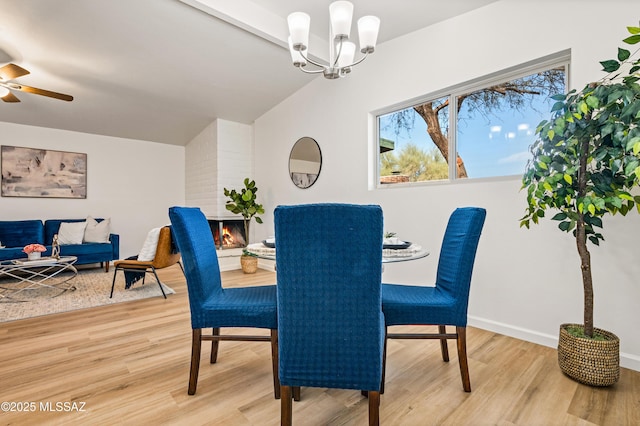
[468,315,640,372]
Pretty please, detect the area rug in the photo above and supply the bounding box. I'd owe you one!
[0,269,174,323]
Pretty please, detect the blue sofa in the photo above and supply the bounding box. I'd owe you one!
[0,218,119,272]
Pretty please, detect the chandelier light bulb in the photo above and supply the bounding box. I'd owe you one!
[337,41,356,69]
[329,1,354,40]
[357,16,380,53]
[287,12,310,51]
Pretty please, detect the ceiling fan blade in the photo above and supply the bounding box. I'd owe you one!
[16,84,73,102]
[1,91,21,102]
[0,63,30,80]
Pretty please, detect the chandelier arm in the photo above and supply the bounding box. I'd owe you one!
[297,49,330,70]
[297,66,325,75]
[333,39,344,68]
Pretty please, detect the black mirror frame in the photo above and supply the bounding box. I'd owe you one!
[289,137,322,189]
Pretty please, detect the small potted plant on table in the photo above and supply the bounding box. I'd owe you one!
[520,25,640,386]
[224,178,265,274]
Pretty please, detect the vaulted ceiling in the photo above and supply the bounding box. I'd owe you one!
[0,0,497,145]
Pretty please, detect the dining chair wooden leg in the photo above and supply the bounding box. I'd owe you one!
[281,385,293,426]
[368,390,380,426]
[456,326,471,392]
[210,328,220,363]
[293,386,301,401]
[271,329,281,399]
[188,328,202,395]
[439,325,450,362]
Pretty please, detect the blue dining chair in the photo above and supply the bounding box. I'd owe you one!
[168,206,280,398]
[275,203,385,426]
[382,207,486,392]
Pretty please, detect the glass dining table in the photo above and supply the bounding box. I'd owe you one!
[245,241,430,264]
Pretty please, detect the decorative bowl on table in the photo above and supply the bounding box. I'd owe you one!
[262,238,276,248]
[383,241,411,249]
[383,237,411,249]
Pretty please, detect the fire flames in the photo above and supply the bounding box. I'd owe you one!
[216,225,246,249]
[221,226,235,247]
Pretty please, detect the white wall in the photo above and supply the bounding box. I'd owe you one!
[254,0,640,370]
[0,122,185,259]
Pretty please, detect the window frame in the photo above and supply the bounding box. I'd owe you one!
[372,51,570,189]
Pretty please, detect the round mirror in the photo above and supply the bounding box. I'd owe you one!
[289,137,322,189]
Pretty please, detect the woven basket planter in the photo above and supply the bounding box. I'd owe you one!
[557,323,620,386]
[240,255,258,274]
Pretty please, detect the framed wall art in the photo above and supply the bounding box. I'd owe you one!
[1,145,87,199]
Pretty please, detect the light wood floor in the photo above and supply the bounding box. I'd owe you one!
[0,265,638,425]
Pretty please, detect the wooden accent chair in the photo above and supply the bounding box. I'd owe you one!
[381,207,486,393]
[168,206,280,398]
[110,226,183,299]
[275,203,385,426]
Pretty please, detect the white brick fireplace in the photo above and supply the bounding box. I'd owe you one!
[185,118,253,271]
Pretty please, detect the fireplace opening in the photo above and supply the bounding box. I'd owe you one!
[208,219,247,249]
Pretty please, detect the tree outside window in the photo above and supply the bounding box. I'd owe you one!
[378,59,567,185]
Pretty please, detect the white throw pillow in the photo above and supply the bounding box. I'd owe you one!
[137,227,162,261]
[84,216,111,243]
[57,221,87,245]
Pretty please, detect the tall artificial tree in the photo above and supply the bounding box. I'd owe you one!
[520,26,640,338]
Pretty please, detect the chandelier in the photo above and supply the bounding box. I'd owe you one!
[287,1,380,79]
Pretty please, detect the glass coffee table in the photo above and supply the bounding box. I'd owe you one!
[0,256,78,302]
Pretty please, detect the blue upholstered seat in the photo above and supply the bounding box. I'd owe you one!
[168,206,279,397]
[275,203,385,425]
[382,207,486,392]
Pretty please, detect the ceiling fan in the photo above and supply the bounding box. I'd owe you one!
[0,63,73,103]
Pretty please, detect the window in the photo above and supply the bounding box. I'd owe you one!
[377,54,568,185]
